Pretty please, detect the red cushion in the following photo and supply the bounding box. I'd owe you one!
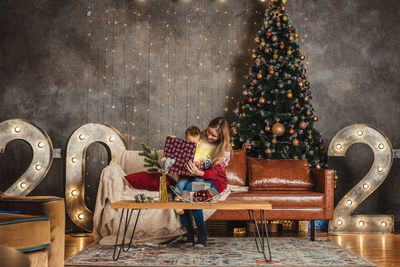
[124,172,176,191]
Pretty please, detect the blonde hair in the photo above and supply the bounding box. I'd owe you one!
[207,117,231,164]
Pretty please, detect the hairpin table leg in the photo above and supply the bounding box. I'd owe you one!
[247,209,272,262]
[113,209,141,261]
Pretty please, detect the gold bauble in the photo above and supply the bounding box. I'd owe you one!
[242,90,248,96]
[231,127,237,135]
[273,54,279,59]
[264,20,268,25]
[272,138,278,144]
[282,0,287,4]
[300,55,305,60]
[271,36,278,42]
[289,36,294,41]
[287,92,293,99]
[292,138,299,146]
[287,50,292,55]
[304,96,309,102]
[300,121,307,129]
[230,141,235,147]
[308,134,313,140]
[259,97,266,104]
[313,115,319,121]
[257,73,263,79]
[272,122,285,136]
[260,41,266,47]
[242,113,246,117]
[254,37,259,43]
[265,148,272,155]
[294,32,300,38]
[282,16,288,21]
[294,62,299,67]
[315,163,322,170]
[265,125,271,132]
[241,105,246,110]
[305,80,310,86]
[251,53,257,59]
[334,175,338,180]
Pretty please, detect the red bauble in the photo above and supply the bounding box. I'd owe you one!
[265,48,270,53]
[268,69,275,75]
[266,32,271,37]
[248,98,253,103]
[269,1,274,7]
[301,74,305,78]
[307,90,311,95]
[279,44,285,49]
[298,81,304,87]
[248,71,252,75]
[194,190,210,202]
[249,82,255,86]
[295,103,300,108]
[288,28,292,33]
[289,129,295,135]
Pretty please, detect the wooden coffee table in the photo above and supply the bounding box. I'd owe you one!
[110,200,272,262]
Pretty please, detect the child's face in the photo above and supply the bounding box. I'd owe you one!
[186,134,201,144]
[206,127,220,143]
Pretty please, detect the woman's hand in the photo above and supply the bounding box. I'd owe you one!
[186,161,204,177]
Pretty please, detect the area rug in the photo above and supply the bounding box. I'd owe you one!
[65,237,376,266]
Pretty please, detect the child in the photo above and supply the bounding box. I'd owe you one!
[181,117,232,248]
[174,125,214,198]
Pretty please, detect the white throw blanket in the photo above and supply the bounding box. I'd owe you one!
[93,150,231,245]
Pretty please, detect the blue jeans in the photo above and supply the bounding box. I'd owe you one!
[175,176,204,193]
[179,180,219,227]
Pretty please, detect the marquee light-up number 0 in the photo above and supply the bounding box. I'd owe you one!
[0,119,53,196]
[328,124,394,233]
[65,123,127,232]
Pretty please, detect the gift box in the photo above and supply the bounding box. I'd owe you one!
[163,136,197,176]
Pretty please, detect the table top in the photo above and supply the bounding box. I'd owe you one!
[111,200,272,210]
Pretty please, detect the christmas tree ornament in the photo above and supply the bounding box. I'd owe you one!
[300,55,305,60]
[288,28,292,33]
[308,134,313,139]
[260,41,266,47]
[300,121,307,129]
[255,58,261,64]
[287,92,293,99]
[269,1,274,7]
[231,127,237,135]
[315,163,322,169]
[307,90,311,95]
[271,36,278,42]
[273,54,279,59]
[279,44,285,49]
[248,98,253,103]
[265,48,270,53]
[248,70,252,75]
[249,81,255,86]
[294,62,299,67]
[276,21,281,27]
[265,125,271,132]
[266,31,271,37]
[272,122,285,136]
[287,50,292,55]
[313,115,319,121]
[251,53,257,59]
[289,36,294,41]
[306,109,311,116]
[272,10,282,19]
[241,105,246,110]
[242,90,248,96]
[257,73,263,79]
[305,80,310,86]
[243,142,252,150]
[259,97,266,104]
[282,16,288,21]
[295,103,300,108]
[230,141,235,147]
[264,20,268,25]
[268,69,275,75]
[289,129,295,135]
[301,74,305,78]
[254,37,259,43]
[294,32,300,38]
[298,81,304,87]
[242,113,246,117]
[304,96,309,102]
[272,138,278,144]
[265,148,272,155]
[292,138,299,146]
[282,0,287,4]
[281,6,285,11]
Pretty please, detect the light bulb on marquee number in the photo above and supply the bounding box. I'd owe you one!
[35,164,42,171]
[78,213,84,220]
[79,134,85,140]
[346,199,352,206]
[336,144,342,150]
[381,221,387,227]
[377,166,384,172]
[358,221,365,227]
[337,219,343,225]
[109,136,115,142]
[71,190,78,196]
[14,126,21,133]
[38,142,44,148]
[20,182,27,189]
[71,157,78,163]
[363,183,369,189]
[378,143,384,149]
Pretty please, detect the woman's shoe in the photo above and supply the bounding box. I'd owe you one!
[195,226,208,247]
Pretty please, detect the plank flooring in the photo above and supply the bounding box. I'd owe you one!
[65,232,400,266]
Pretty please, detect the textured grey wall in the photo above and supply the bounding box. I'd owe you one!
[1,0,400,231]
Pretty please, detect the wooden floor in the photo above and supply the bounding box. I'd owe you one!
[65,232,400,266]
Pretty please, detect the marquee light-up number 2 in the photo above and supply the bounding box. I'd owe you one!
[328,124,394,233]
[65,123,127,232]
[0,119,53,196]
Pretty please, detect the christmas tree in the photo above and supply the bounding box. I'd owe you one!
[231,0,325,168]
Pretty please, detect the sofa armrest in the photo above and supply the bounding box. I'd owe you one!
[310,169,334,219]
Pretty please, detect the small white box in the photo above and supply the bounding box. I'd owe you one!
[191,182,211,192]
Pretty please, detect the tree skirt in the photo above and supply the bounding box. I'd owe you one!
[65,237,376,266]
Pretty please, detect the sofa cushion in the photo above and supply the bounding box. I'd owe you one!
[226,149,247,186]
[125,171,176,191]
[0,213,51,251]
[248,158,313,190]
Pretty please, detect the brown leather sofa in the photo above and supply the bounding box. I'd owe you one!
[208,149,334,240]
[0,196,65,267]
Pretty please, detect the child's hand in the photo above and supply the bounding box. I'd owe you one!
[186,161,204,177]
[168,135,176,138]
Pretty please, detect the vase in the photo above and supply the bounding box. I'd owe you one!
[159,172,168,203]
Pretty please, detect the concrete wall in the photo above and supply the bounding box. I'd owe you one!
[1,0,399,231]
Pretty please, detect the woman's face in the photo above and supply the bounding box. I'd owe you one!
[206,127,220,143]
